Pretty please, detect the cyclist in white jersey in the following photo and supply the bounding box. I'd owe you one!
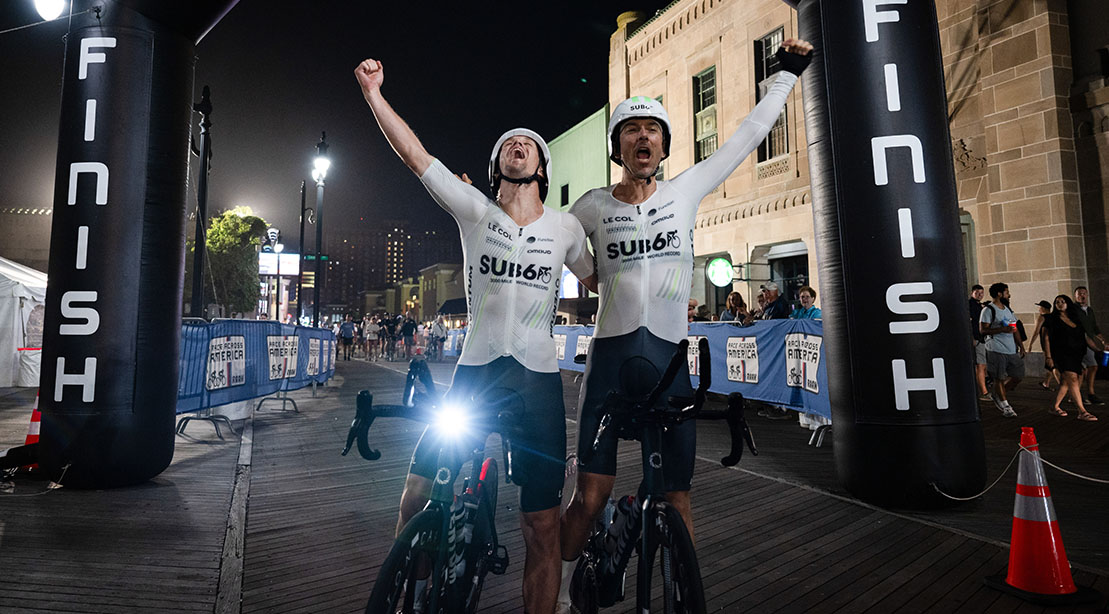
[557,39,814,604]
[355,58,596,613]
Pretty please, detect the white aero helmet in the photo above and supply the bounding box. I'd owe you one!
[608,96,672,164]
[488,128,552,201]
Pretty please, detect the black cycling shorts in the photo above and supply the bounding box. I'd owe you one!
[409,356,566,513]
[576,326,696,492]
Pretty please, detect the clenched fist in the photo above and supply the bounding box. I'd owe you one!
[355,59,384,95]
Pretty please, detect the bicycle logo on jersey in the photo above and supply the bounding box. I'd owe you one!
[479,255,551,285]
[605,230,681,259]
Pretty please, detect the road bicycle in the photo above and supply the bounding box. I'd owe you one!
[426,335,445,362]
[343,357,521,614]
[570,338,757,614]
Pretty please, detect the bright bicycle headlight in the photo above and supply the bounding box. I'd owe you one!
[432,403,471,438]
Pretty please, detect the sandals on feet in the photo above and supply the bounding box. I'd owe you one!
[1049,407,1068,417]
[1077,412,1098,422]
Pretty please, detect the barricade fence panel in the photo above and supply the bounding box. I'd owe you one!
[176,320,336,414]
[553,321,829,420]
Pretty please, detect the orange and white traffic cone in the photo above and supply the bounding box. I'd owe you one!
[23,392,41,471]
[984,427,1100,605]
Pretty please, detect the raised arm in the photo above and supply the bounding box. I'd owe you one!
[671,39,813,202]
[355,59,434,175]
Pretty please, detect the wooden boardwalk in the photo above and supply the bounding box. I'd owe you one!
[1,359,1108,613]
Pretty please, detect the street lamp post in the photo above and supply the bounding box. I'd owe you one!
[296,180,307,324]
[274,242,284,322]
[311,132,330,328]
[190,86,213,319]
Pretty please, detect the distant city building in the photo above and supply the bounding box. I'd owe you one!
[323,218,461,313]
[419,262,464,321]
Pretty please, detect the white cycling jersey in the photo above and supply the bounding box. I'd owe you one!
[420,159,594,372]
[572,71,798,344]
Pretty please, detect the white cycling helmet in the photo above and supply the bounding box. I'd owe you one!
[608,96,672,163]
[488,128,552,201]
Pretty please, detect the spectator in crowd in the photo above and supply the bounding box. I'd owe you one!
[979,282,1024,417]
[339,314,356,361]
[789,286,821,320]
[687,298,699,322]
[1043,294,1098,421]
[693,304,712,321]
[760,282,790,320]
[1073,286,1106,405]
[430,315,448,359]
[400,312,418,359]
[1026,300,1059,391]
[719,291,750,322]
[365,316,381,362]
[968,284,990,399]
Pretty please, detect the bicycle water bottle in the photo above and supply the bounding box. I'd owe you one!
[603,495,634,557]
[447,498,468,582]
[599,495,639,606]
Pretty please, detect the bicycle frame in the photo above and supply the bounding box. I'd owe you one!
[345,363,523,613]
[580,337,756,611]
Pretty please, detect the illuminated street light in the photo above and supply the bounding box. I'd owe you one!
[312,132,329,327]
[34,0,65,20]
[274,242,284,322]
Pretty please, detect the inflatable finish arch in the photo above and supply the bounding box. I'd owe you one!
[39,0,238,488]
[797,0,986,507]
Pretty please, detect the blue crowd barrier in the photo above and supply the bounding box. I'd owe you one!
[553,321,829,419]
[176,320,336,414]
[443,329,465,358]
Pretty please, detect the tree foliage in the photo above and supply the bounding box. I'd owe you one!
[184,207,267,317]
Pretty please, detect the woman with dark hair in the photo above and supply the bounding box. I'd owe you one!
[719,291,749,322]
[1044,294,1098,421]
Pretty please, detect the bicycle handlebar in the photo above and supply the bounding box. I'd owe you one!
[583,337,756,468]
[343,372,526,486]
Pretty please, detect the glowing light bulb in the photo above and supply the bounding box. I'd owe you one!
[35,0,66,20]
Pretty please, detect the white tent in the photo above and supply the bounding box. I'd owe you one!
[0,256,47,387]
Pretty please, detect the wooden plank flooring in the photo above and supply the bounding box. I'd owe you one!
[2,361,1107,613]
[0,388,238,613]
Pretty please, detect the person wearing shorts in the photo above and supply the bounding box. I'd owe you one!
[979,283,1025,417]
[408,357,567,514]
[356,57,595,612]
[557,36,815,611]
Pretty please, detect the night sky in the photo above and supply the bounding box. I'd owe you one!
[0,1,671,253]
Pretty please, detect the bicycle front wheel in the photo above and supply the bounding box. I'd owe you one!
[638,502,706,614]
[366,508,443,614]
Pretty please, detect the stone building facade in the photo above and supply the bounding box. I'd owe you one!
[609,0,1108,325]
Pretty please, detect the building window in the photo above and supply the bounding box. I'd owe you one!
[755,27,788,162]
[692,67,717,163]
[561,184,570,208]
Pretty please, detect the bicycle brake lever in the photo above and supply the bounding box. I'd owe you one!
[342,390,382,461]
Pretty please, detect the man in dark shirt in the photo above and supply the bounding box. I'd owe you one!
[1074,286,1106,405]
[380,314,397,360]
[400,313,418,359]
[760,281,790,320]
[968,284,988,398]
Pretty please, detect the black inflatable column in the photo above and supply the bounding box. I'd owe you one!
[39,0,237,488]
[797,0,985,507]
